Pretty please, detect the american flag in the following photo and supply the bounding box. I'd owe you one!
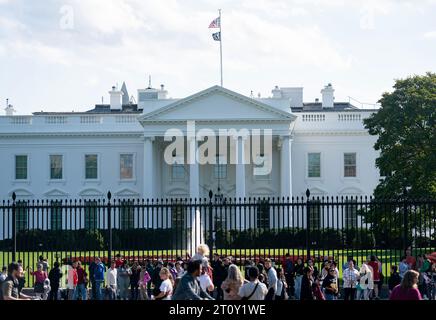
[212,32,221,41]
[209,17,220,28]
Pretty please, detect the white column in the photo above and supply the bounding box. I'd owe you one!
[143,136,155,200]
[235,136,246,199]
[188,136,199,199]
[280,135,293,199]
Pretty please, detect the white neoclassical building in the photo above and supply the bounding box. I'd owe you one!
[0,83,381,202]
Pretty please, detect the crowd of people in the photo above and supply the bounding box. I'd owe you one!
[0,246,435,301]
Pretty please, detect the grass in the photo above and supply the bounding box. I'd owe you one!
[1,247,433,288]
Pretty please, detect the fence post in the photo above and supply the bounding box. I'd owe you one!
[403,187,408,252]
[11,192,16,262]
[107,191,113,265]
[208,190,214,262]
[305,189,311,261]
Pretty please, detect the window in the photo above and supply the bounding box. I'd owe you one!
[120,201,134,230]
[15,155,28,180]
[85,154,98,179]
[308,153,321,178]
[172,203,186,229]
[16,201,28,232]
[84,201,98,229]
[253,154,271,178]
[344,200,358,229]
[50,155,63,180]
[308,200,321,230]
[344,153,357,177]
[171,155,185,180]
[50,201,63,230]
[256,200,270,229]
[214,155,227,179]
[120,154,134,180]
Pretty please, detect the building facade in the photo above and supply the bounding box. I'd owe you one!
[0,83,380,203]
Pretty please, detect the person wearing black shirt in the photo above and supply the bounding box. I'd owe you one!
[48,261,63,300]
[211,254,225,300]
[300,267,314,300]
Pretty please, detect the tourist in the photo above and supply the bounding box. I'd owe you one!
[264,258,278,300]
[282,253,295,298]
[238,266,268,300]
[275,268,288,300]
[139,264,151,300]
[117,260,131,300]
[199,265,214,295]
[293,257,304,300]
[307,259,319,279]
[145,259,154,297]
[154,267,174,300]
[419,253,435,299]
[221,264,245,300]
[106,261,118,300]
[322,267,339,300]
[152,260,164,297]
[93,257,106,300]
[88,258,97,300]
[357,263,374,300]
[38,255,49,272]
[17,260,26,295]
[405,247,417,270]
[66,261,78,300]
[312,276,325,300]
[1,262,32,300]
[30,263,48,298]
[168,262,178,281]
[114,253,124,268]
[368,255,382,299]
[172,260,214,300]
[320,260,331,281]
[73,261,88,300]
[192,244,210,265]
[343,260,360,300]
[48,261,63,300]
[1,266,8,282]
[388,265,401,295]
[130,261,141,300]
[399,256,409,279]
[330,261,339,279]
[300,266,314,300]
[175,260,185,278]
[211,254,225,300]
[389,270,422,300]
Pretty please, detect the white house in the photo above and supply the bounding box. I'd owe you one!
[0,82,381,241]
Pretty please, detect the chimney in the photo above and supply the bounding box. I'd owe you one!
[271,86,282,99]
[158,84,168,99]
[5,104,16,116]
[321,83,334,108]
[109,85,123,110]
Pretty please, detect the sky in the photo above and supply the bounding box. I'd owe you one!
[0,0,435,114]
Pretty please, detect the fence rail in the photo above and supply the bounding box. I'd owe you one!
[1,190,435,286]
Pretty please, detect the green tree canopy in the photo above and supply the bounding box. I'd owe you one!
[364,72,436,199]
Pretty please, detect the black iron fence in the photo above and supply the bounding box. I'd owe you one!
[0,190,435,286]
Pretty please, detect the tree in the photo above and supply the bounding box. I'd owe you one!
[364,72,436,199]
[361,73,436,248]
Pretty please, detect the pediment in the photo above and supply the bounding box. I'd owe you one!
[139,86,296,123]
[43,188,69,198]
[114,188,140,198]
[305,186,328,197]
[79,188,104,198]
[337,186,364,196]
[9,188,34,198]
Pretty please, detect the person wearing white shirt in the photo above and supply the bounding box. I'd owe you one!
[357,263,374,300]
[343,260,360,300]
[154,267,174,300]
[238,266,268,300]
[199,267,214,294]
[264,259,278,300]
[106,261,117,300]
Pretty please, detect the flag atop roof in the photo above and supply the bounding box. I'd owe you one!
[209,17,220,28]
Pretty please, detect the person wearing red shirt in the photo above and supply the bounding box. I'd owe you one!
[73,261,88,300]
[115,254,124,268]
[389,270,422,300]
[405,247,417,270]
[368,255,381,299]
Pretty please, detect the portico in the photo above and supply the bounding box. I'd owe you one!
[138,86,297,200]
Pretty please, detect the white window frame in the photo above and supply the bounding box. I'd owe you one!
[213,155,227,180]
[170,155,186,181]
[343,152,358,179]
[119,153,136,182]
[48,154,65,181]
[306,152,322,180]
[83,153,100,182]
[14,154,30,182]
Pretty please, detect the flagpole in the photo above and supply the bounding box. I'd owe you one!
[219,9,223,87]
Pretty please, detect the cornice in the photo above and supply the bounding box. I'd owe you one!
[0,131,144,139]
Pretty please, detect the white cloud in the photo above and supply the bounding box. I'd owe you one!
[423,31,436,39]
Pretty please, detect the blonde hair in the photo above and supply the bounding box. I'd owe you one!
[401,270,419,289]
[226,264,244,285]
[196,244,210,257]
[160,267,174,286]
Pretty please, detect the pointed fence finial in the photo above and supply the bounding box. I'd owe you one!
[306,189,310,198]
